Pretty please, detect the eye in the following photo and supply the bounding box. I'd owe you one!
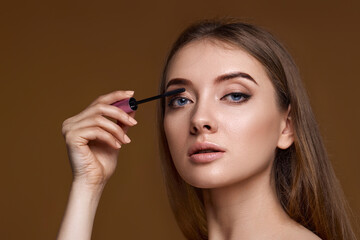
[167,96,192,108]
[221,92,251,103]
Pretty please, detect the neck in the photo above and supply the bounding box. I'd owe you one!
[202,168,292,240]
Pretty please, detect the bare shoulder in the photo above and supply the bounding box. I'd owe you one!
[281,220,322,240]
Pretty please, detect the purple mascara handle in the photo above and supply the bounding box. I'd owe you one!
[111,97,138,113]
[110,88,185,113]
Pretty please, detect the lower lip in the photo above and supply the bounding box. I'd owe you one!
[189,152,224,163]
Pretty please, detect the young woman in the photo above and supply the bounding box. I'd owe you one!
[58,20,357,240]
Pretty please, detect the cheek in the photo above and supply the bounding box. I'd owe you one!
[228,87,281,150]
[164,113,189,158]
[164,113,195,183]
[218,103,282,180]
[226,109,280,150]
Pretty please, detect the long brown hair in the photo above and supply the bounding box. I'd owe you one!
[157,19,357,240]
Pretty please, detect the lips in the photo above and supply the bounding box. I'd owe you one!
[188,142,226,156]
[188,142,226,163]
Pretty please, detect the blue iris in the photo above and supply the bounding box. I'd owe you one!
[168,97,190,107]
[229,93,243,101]
[175,98,188,106]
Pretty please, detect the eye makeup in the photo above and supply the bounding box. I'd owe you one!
[111,88,185,113]
[166,90,251,109]
[168,95,192,108]
[221,92,251,103]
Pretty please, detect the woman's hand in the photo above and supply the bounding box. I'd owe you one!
[61,90,137,189]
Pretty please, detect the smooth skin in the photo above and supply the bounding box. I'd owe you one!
[164,40,321,240]
[57,90,137,240]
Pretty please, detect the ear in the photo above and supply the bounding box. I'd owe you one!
[277,105,294,149]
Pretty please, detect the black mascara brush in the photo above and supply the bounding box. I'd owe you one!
[111,88,185,113]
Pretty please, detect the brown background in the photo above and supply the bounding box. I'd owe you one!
[0,0,359,239]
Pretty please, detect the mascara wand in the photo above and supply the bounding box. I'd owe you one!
[111,88,185,113]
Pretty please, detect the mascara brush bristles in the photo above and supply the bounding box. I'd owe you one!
[136,88,185,105]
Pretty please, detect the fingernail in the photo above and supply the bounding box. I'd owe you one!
[124,134,131,143]
[116,141,122,148]
[125,90,134,96]
[128,117,137,125]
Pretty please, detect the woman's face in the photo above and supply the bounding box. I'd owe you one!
[163,40,292,189]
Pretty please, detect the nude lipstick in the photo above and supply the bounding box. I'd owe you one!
[111,88,185,113]
[188,142,226,163]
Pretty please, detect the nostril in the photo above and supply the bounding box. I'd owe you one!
[192,124,210,133]
[190,120,217,135]
[204,125,211,130]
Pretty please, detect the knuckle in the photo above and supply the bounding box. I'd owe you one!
[61,127,67,137]
[64,131,74,144]
[93,126,100,133]
[94,126,103,135]
[96,94,106,102]
[96,103,107,114]
[62,118,71,136]
[62,118,70,127]
[94,115,104,125]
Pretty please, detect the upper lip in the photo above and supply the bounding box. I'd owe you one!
[188,142,226,156]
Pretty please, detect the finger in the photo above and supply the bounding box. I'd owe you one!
[64,90,135,127]
[66,126,122,149]
[70,103,137,128]
[68,115,131,145]
[65,103,137,128]
[90,90,134,106]
[117,111,136,134]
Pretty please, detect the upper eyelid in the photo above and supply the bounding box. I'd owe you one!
[167,91,249,105]
[167,93,189,101]
[222,91,249,97]
[167,94,192,101]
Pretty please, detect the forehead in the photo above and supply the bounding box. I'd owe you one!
[165,39,268,85]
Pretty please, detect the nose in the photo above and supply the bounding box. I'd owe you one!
[190,102,218,135]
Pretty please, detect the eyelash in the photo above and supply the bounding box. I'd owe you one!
[167,92,251,108]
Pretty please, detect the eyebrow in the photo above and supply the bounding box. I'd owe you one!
[165,71,258,90]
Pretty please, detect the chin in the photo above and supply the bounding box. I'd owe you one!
[176,162,273,190]
[177,166,236,189]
